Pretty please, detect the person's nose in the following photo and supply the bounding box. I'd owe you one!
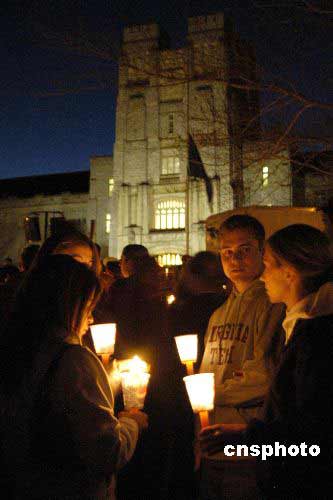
[230,250,242,263]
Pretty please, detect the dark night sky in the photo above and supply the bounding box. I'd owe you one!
[1,0,332,179]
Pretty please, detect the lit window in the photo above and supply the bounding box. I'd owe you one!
[161,156,180,176]
[157,253,182,267]
[106,213,111,234]
[262,166,269,187]
[108,178,114,197]
[155,200,185,230]
[168,114,174,135]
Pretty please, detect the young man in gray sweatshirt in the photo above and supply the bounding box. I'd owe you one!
[199,215,285,499]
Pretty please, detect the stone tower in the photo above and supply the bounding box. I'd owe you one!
[109,13,268,261]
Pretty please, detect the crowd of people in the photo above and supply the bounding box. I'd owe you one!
[0,215,332,499]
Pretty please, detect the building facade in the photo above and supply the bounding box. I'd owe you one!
[0,172,89,263]
[0,13,294,264]
[108,13,291,261]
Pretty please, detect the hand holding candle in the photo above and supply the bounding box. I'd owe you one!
[175,334,198,375]
[90,323,116,366]
[183,373,215,428]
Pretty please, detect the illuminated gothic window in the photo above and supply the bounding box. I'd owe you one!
[108,178,114,196]
[155,200,185,230]
[105,213,111,234]
[161,156,180,175]
[157,253,182,267]
[262,166,269,187]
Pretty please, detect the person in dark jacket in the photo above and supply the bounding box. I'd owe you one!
[109,253,194,499]
[168,251,228,368]
[199,224,333,499]
[0,255,147,499]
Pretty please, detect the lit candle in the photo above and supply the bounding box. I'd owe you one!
[175,334,198,374]
[90,323,116,366]
[183,373,215,428]
[167,294,175,305]
[120,355,150,410]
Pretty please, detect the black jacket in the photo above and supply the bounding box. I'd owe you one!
[246,314,333,499]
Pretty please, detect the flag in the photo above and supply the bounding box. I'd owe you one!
[188,134,213,204]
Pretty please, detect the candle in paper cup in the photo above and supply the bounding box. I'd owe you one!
[175,334,198,374]
[120,356,150,410]
[90,323,116,359]
[183,373,215,414]
[175,334,198,362]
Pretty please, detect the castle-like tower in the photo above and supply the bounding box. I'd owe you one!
[107,13,290,261]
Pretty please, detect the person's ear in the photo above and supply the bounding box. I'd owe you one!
[283,264,297,285]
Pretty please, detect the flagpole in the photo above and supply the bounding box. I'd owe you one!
[186,40,191,255]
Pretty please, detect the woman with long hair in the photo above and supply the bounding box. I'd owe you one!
[199,224,333,499]
[31,223,109,343]
[0,255,147,499]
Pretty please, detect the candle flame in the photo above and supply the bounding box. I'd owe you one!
[118,355,149,374]
[167,294,175,305]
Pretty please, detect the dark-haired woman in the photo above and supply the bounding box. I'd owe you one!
[31,223,111,344]
[199,224,333,499]
[0,255,147,499]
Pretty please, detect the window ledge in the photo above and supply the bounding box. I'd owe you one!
[150,228,185,233]
[160,175,180,183]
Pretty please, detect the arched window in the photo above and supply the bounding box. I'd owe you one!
[155,200,185,230]
[157,253,182,267]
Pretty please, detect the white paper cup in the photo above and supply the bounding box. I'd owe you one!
[175,334,198,362]
[90,323,116,354]
[121,372,151,410]
[183,373,215,413]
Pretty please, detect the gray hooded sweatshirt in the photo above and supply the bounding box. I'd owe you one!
[200,279,285,423]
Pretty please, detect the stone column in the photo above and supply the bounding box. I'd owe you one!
[141,183,149,235]
[212,176,220,214]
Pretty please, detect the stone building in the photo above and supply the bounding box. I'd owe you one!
[0,162,115,264]
[108,13,291,262]
[0,13,293,263]
[0,172,89,263]
[292,151,333,208]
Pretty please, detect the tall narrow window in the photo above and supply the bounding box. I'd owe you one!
[105,213,111,234]
[168,114,174,135]
[262,166,269,187]
[108,178,114,197]
[161,156,180,176]
[155,200,185,230]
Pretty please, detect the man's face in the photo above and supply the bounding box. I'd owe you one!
[219,228,263,289]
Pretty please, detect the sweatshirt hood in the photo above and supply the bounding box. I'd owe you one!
[283,281,333,343]
[231,278,265,299]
